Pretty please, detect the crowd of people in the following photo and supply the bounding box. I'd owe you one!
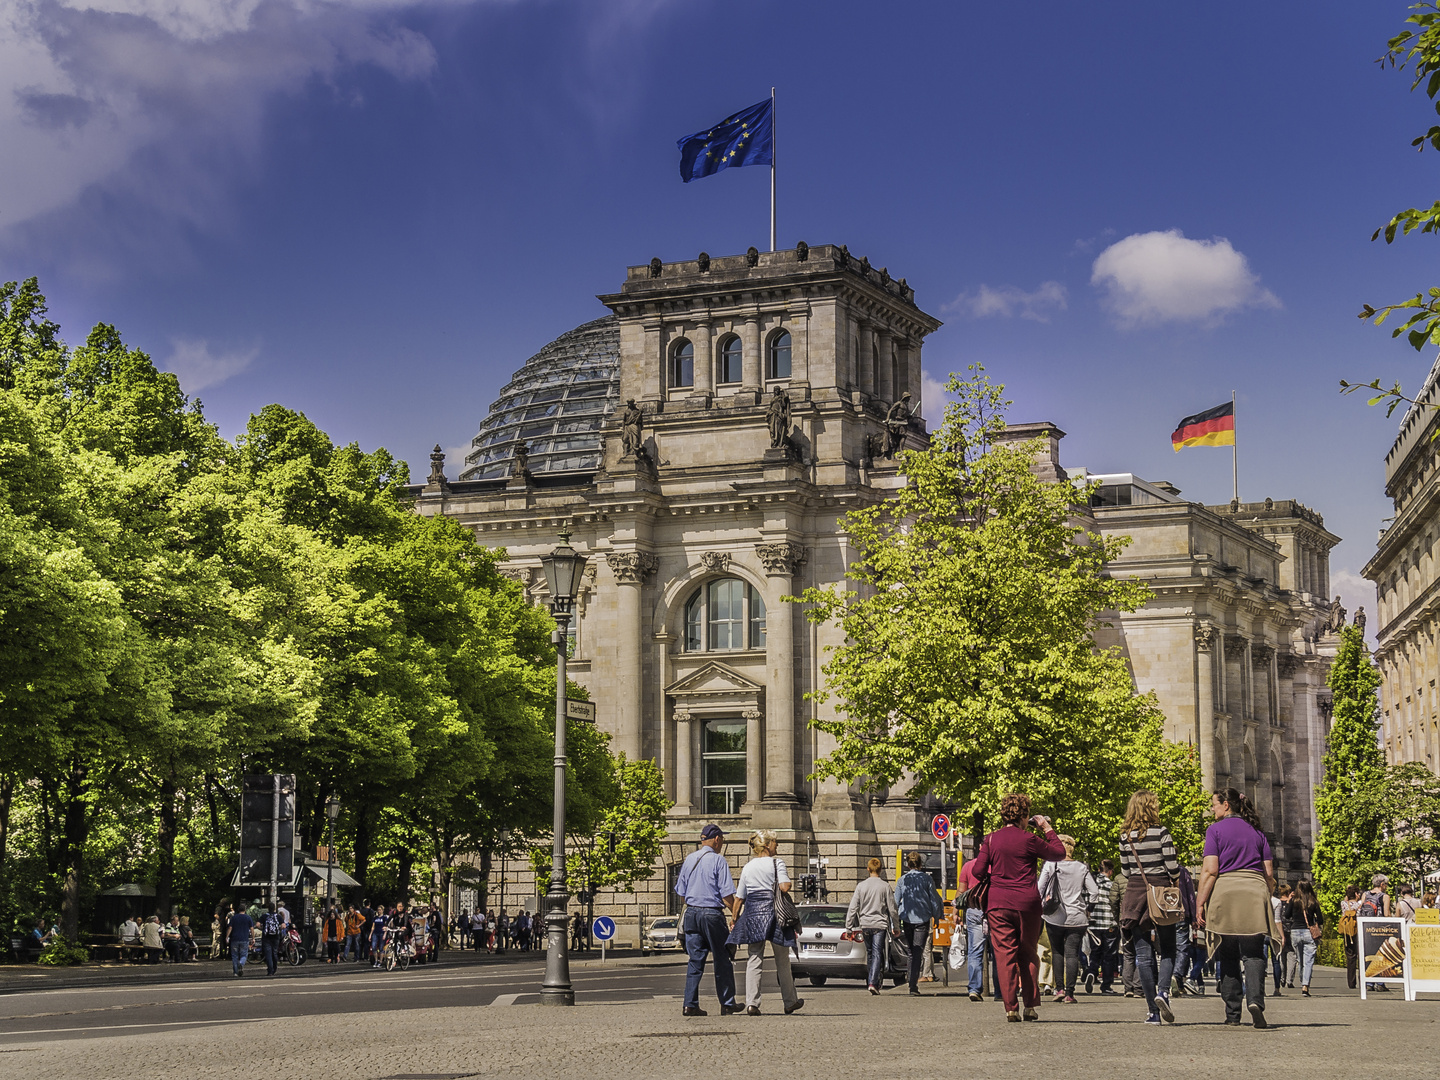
[672,787,1399,1027]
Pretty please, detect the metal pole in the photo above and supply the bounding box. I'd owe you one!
[769,86,776,252]
[541,614,574,1004]
[326,814,335,951]
[1231,389,1238,503]
[269,774,280,905]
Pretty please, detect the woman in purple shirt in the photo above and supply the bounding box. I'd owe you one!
[968,792,1066,1022]
[1196,788,1279,1028]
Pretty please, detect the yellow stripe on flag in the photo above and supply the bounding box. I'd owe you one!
[1173,429,1236,452]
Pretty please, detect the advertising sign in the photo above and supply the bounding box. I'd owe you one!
[1406,922,1440,999]
[1359,917,1407,999]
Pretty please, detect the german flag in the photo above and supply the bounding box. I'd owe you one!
[1171,401,1235,452]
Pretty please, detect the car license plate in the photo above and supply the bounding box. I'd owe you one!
[803,943,837,953]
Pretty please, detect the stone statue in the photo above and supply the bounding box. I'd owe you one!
[620,399,644,458]
[881,392,912,458]
[511,440,529,478]
[697,251,710,273]
[648,257,662,279]
[426,444,446,485]
[746,246,760,268]
[795,240,809,262]
[766,386,791,448]
[1329,596,1347,634]
[1354,606,1367,634]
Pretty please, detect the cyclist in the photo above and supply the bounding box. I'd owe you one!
[370,906,390,969]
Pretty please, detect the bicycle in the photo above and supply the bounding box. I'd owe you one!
[381,926,412,972]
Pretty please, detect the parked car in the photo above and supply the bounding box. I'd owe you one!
[788,904,907,987]
[644,916,681,951]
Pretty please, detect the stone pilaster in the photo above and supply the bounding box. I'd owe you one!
[756,542,807,808]
[607,551,657,762]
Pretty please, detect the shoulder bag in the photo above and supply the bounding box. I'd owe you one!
[1040,864,1062,917]
[1124,832,1185,927]
[772,857,802,936]
[1304,905,1322,942]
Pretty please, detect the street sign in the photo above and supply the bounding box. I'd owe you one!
[931,814,951,842]
[592,916,616,941]
[567,699,597,722]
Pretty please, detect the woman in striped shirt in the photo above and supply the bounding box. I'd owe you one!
[1118,789,1182,1025]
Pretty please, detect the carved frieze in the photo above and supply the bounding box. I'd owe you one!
[1276,653,1301,679]
[1194,623,1219,652]
[607,552,659,583]
[741,707,764,721]
[1252,643,1275,664]
[673,709,692,724]
[700,551,731,574]
[756,542,807,576]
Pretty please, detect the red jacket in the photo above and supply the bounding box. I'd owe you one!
[970,825,1066,914]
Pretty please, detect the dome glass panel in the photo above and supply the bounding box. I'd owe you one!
[460,315,620,481]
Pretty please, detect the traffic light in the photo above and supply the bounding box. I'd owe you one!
[801,874,818,899]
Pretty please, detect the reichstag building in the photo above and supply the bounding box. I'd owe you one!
[413,245,1338,923]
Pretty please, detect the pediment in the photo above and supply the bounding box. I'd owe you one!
[665,661,765,697]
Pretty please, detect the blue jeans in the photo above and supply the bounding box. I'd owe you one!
[863,928,888,989]
[230,939,248,975]
[1174,921,1191,988]
[1132,923,1176,1011]
[261,937,279,975]
[1290,929,1318,986]
[965,908,987,993]
[682,907,735,1010]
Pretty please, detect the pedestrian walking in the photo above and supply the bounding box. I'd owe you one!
[1195,787,1282,1028]
[846,857,900,995]
[727,829,804,1015]
[894,850,944,997]
[1339,885,1362,989]
[1285,880,1324,997]
[345,904,365,960]
[260,902,282,975]
[1271,884,1290,994]
[1036,835,1095,1004]
[323,906,345,963]
[228,902,253,977]
[1275,885,1296,990]
[967,792,1065,1022]
[1083,858,1120,994]
[675,823,741,1017]
[1118,789,1183,1026]
[959,858,989,1002]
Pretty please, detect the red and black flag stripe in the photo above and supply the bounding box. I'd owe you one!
[1171,401,1235,452]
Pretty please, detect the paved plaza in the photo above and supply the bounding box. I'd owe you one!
[0,954,1433,1079]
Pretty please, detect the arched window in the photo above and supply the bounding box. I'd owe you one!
[718,336,743,384]
[682,577,766,651]
[767,329,791,380]
[671,338,693,388]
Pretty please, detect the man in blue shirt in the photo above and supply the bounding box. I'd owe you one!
[227,901,254,977]
[675,823,740,1016]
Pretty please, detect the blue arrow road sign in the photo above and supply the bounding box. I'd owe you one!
[592,916,616,941]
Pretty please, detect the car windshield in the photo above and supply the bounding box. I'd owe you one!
[800,908,847,927]
[652,919,677,929]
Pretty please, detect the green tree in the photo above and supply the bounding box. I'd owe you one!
[797,367,1206,860]
[570,755,670,896]
[1312,626,1388,916]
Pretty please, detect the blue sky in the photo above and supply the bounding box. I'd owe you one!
[1,0,1434,622]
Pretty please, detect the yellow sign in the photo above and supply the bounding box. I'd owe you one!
[1409,924,1440,983]
[1416,908,1440,925]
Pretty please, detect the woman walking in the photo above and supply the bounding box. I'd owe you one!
[968,792,1065,1022]
[1285,880,1324,997]
[1339,886,1362,989]
[727,829,804,1015]
[1195,788,1281,1028]
[1036,835,1094,1004]
[1118,789,1183,1025]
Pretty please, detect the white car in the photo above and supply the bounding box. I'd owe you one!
[789,905,908,987]
[644,916,681,950]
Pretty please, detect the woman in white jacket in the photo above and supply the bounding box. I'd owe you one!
[1036,835,1095,1004]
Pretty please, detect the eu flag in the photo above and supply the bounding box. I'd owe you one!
[677,99,774,183]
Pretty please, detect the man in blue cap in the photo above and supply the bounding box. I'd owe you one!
[675,823,741,1016]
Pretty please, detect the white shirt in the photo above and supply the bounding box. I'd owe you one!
[736,855,791,901]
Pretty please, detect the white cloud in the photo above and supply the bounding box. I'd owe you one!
[1090,228,1280,327]
[918,369,951,421]
[944,281,1067,323]
[0,0,456,231]
[1330,567,1378,644]
[162,335,257,392]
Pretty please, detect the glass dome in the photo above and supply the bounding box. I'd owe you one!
[459,315,620,481]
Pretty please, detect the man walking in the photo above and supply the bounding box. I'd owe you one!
[894,851,944,996]
[228,901,254,978]
[846,858,900,995]
[1084,859,1120,994]
[675,823,741,1017]
[260,902,282,976]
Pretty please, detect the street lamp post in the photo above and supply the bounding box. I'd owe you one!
[325,796,340,935]
[539,530,587,1006]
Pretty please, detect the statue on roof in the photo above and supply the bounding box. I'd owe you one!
[766,387,791,449]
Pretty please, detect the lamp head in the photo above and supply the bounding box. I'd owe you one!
[540,530,587,616]
[325,795,341,822]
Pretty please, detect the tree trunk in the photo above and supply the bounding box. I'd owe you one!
[204,772,220,841]
[60,760,89,941]
[156,773,178,918]
[0,773,14,868]
[355,806,372,890]
[396,845,414,906]
[477,848,492,914]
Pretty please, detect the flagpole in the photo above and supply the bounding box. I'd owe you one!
[1231,389,1238,502]
[769,86,776,252]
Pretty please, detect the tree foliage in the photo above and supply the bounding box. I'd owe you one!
[798,367,1207,861]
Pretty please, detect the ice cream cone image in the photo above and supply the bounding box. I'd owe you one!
[1365,936,1406,979]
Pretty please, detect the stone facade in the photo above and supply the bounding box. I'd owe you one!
[1365,358,1440,769]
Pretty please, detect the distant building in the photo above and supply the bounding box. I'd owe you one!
[1364,359,1440,770]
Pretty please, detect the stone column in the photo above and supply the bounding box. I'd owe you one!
[673,709,694,815]
[742,312,762,393]
[694,321,713,396]
[906,338,922,415]
[606,552,657,763]
[858,320,874,396]
[1195,624,1218,793]
[757,541,806,804]
[742,707,764,810]
[876,328,894,404]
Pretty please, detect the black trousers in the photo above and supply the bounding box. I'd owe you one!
[1046,923,1085,995]
[1216,933,1267,1022]
[901,922,930,990]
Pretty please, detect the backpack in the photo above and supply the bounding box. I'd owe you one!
[1339,909,1358,937]
[1359,890,1383,919]
[263,912,281,937]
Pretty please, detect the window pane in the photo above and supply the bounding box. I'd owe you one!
[709,579,743,650]
[673,340,693,388]
[704,789,730,814]
[704,721,746,754]
[685,591,703,651]
[768,331,791,379]
[721,338,743,383]
[749,585,766,647]
[704,757,746,787]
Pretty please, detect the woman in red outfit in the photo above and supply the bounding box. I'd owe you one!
[968,792,1066,1022]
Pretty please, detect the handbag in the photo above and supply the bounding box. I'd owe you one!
[1305,908,1322,942]
[772,857,802,936]
[1124,834,1184,927]
[1040,865,1062,917]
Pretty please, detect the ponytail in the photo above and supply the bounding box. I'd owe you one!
[1221,787,1263,833]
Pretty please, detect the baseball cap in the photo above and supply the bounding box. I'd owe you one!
[700,824,725,840]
